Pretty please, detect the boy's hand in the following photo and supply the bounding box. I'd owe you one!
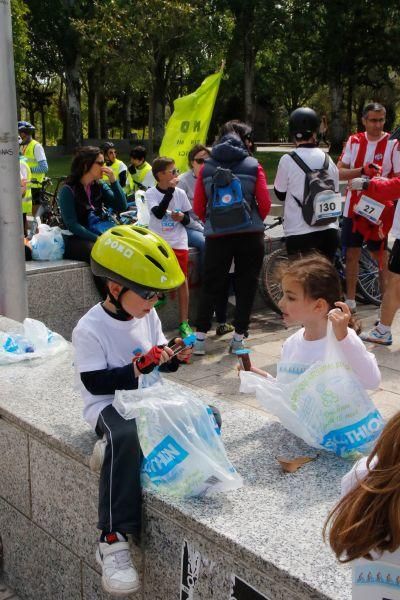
[171,210,184,222]
[134,345,173,374]
[169,337,192,363]
[328,302,351,341]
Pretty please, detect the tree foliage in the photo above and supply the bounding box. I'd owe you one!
[10,0,400,151]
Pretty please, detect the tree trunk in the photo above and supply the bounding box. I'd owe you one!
[99,90,108,140]
[147,87,155,157]
[64,58,82,150]
[122,93,132,139]
[346,79,353,133]
[87,67,100,139]
[329,81,346,154]
[41,108,46,147]
[243,33,255,124]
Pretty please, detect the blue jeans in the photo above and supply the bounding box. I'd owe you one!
[187,227,205,271]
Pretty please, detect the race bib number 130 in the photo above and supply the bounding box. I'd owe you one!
[315,191,342,221]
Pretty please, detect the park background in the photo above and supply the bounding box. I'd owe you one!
[11,0,400,171]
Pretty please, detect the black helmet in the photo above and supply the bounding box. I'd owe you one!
[289,108,319,141]
[101,141,115,154]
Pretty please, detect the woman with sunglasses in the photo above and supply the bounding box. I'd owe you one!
[59,146,127,295]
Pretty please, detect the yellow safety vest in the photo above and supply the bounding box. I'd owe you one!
[21,139,45,188]
[102,159,124,185]
[20,157,32,214]
[126,161,152,195]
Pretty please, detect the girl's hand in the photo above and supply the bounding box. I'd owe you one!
[172,337,192,363]
[101,165,116,183]
[236,364,271,377]
[328,301,351,341]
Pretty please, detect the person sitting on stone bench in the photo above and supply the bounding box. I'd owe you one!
[72,225,221,596]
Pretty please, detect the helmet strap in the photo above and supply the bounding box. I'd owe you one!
[106,287,132,320]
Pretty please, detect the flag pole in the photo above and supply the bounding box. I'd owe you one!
[0,0,28,321]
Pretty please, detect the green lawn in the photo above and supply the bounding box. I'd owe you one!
[47,151,285,188]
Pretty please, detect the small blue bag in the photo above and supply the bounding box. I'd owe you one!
[87,210,115,235]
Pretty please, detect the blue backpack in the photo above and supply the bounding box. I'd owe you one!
[209,167,252,233]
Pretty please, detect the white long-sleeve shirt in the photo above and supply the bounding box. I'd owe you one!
[279,327,381,390]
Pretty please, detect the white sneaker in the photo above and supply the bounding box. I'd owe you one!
[193,338,206,355]
[89,435,107,472]
[229,337,245,353]
[96,539,140,596]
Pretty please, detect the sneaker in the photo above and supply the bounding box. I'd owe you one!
[89,435,107,472]
[216,323,234,336]
[360,327,392,346]
[344,299,357,314]
[229,337,245,353]
[154,296,167,309]
[179,321,194,338]
[193,338,206,355]
[96,536,140,596]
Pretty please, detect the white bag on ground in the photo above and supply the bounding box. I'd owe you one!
[240,323,384,459]
[31,223,64,260]
[135,190,150,227]
[0,318,68,364]
[114,380,243,498]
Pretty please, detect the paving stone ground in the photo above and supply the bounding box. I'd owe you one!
[0,581,20,600]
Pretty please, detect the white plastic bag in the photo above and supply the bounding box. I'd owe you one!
[240,323,385,459]
[135,190,150,227]
[114,380,243,498]
[0,318,68,364]
[31,223,64,260]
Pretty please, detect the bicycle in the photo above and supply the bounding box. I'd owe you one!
[259,218,382,313]
[30,176,66,231]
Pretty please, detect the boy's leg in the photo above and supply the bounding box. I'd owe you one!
[97,405,142,539]
[95,404,141,595]
[177,279,189,324]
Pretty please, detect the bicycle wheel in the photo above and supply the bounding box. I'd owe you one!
[259,247,288,314]
[356,245,381,306]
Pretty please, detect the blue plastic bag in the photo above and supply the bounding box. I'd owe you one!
[240,322,385,459]
[113,381,243,498]
[31,224,64,261]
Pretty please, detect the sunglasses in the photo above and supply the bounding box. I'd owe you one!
[95,160,105,166]
[136,288,165,301]
[193,158,205,164]
[167,168,180,175]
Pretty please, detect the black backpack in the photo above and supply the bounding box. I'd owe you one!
[208,166,252,233]
[290,152,341,227]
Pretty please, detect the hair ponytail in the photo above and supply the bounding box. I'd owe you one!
[324,411,400,562]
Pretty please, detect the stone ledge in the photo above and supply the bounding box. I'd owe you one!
[0,315,351,600]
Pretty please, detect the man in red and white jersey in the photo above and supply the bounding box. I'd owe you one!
[337,102,400,313]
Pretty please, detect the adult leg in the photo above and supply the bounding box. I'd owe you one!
[369,248,389,297]
[380,271,400,326]
[195,237,233,334]
[177,279,189,324]
[232,232,264,335]
[96,405,142,539]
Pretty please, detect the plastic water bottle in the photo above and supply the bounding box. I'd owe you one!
[135,190,150,227]
[1,334,35,354]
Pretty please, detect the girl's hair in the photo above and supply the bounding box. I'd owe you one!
[188,144,209,166]
[323,411,400,562]
[280,253,360,331]
[66,146,102,186]
[217,120,253,145]
[281,254,342,310]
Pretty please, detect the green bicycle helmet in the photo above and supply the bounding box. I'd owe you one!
[91,225,185,292]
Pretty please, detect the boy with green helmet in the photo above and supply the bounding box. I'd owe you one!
[72,225,218,596]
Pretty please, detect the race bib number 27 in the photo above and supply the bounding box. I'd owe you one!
[354,194,384,224]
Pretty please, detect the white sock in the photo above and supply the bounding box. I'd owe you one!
[345,298,357,310]
[196,332,206,341]
[376,323,391,334]
[233,332,244,342]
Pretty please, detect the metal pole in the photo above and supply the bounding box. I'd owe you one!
[0,0,28,321]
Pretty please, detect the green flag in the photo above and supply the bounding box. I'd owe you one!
[159,70,223,173]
